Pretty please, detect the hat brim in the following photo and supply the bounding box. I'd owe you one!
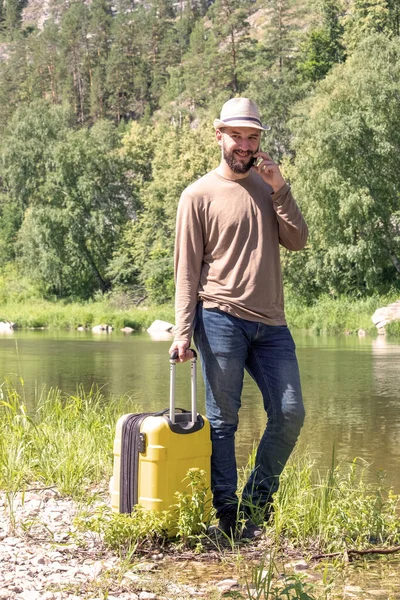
[213,118,270,131]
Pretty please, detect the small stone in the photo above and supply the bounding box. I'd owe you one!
[31,555,46,566]
[294,560,309,571]
[123,572,141,584]
[139,593,157,600]
[18,591,42,600]
[344,586,364,594]
[133,562,157,572]
[216,579,240,592]
[4,537,20,546]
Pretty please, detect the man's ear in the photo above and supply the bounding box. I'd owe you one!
[216,128,223,146]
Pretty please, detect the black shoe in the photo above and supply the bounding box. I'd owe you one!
[218,509,237,537]
[240,519,263,540]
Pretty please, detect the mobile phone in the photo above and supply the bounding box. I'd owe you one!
[249,143,261,168]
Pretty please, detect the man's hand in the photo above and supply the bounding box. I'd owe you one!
[169,340,194,363]
[252,151,286,193]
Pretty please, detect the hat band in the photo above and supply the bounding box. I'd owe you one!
[222,116,262,126]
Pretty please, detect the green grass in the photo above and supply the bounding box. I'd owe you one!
[2,382,400,598]
[1,382,400,555]
[1,290,400,336]
[0,380,140,499]
[0,298,175,331]
[285,292,400,336]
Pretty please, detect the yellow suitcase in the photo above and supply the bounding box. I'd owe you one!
[110,350,211,516]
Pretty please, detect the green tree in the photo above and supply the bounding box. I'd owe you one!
[88,0,113,120]
[105,3,151,121]
[288,34,400,296]
[0,101,73,266]
[29,20,63,105]
[298,0,345,82]
[208,0,256,94]
[244,0,309,159]
[59,2,92,124]
[112,121,219,303]
[17,120,135,297]
[342,0,391,50]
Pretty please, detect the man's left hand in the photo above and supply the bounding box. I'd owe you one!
[252,152,286,193]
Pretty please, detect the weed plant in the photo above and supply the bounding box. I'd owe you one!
[0,379,140,501]
[244,552,317,600]
[0,298,174,331]
[273,454,400,553]
[285,292,399,335]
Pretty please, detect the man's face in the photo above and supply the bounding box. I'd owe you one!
[218,127,261,174]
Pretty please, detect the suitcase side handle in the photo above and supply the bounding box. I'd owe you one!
[169,349,197,425]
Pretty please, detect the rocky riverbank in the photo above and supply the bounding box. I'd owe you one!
[1,487,400,600]
[0,487,225,600]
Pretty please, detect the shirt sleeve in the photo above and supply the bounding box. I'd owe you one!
[173,190,204,344]
[272,183,308,250]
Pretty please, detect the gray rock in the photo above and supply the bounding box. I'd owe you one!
[216,579,240,592]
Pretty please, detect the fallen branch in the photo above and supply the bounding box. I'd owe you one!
[311,545,400,561]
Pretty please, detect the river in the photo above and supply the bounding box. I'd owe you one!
[0,329,399,493]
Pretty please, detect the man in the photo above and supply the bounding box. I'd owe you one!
[169,98,307,539]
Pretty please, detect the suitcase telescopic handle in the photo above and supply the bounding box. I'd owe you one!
[169,349,197,425]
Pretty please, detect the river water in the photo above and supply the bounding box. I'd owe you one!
[0,329,399,493]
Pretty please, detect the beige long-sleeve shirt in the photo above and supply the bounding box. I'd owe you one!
[174,169,308,344]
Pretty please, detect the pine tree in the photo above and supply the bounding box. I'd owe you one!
[59,2,92,124]
[298,0,345,82]
[342,0,391,50]
[105,3,151,121]
[88,0,113,119]
[208,0,255,94]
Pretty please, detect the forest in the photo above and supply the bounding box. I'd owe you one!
[0,0,399,306]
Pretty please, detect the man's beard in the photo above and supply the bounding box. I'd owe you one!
[223,143,255,174]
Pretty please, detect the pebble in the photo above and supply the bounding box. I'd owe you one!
[139,593,158,600]
[216,578,240,592]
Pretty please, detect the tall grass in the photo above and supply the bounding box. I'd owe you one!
[1,381,400,555]
[0,299,175,331]
[0,380,140,499]
[273,453,400,553]
[285,293,391,335]
[1,291,399,335]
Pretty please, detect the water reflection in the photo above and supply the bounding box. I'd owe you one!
[0,330,399,493]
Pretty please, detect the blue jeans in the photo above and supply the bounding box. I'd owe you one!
[194,304,305,518]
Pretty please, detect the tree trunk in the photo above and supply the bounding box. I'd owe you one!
[390,253,400,274]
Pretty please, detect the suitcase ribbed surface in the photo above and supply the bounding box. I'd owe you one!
[120,412,153,513]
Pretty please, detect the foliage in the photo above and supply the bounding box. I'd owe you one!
[0,381,140,498]
[173,468,212,545]
[112,119,219,303]
[79,505,170,552]
[298,0,345,82]
[0,297,175,330]
[289,34,400,297]
[274,454,400,552]
[245,553,317,600]
[0,1,398,303]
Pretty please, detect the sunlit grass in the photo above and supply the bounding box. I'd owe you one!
[1,381,399,558]
[0,379,140,499]
[1,292,399,336]
[0,298,175,331]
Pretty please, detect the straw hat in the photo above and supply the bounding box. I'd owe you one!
[213,98,270,131]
